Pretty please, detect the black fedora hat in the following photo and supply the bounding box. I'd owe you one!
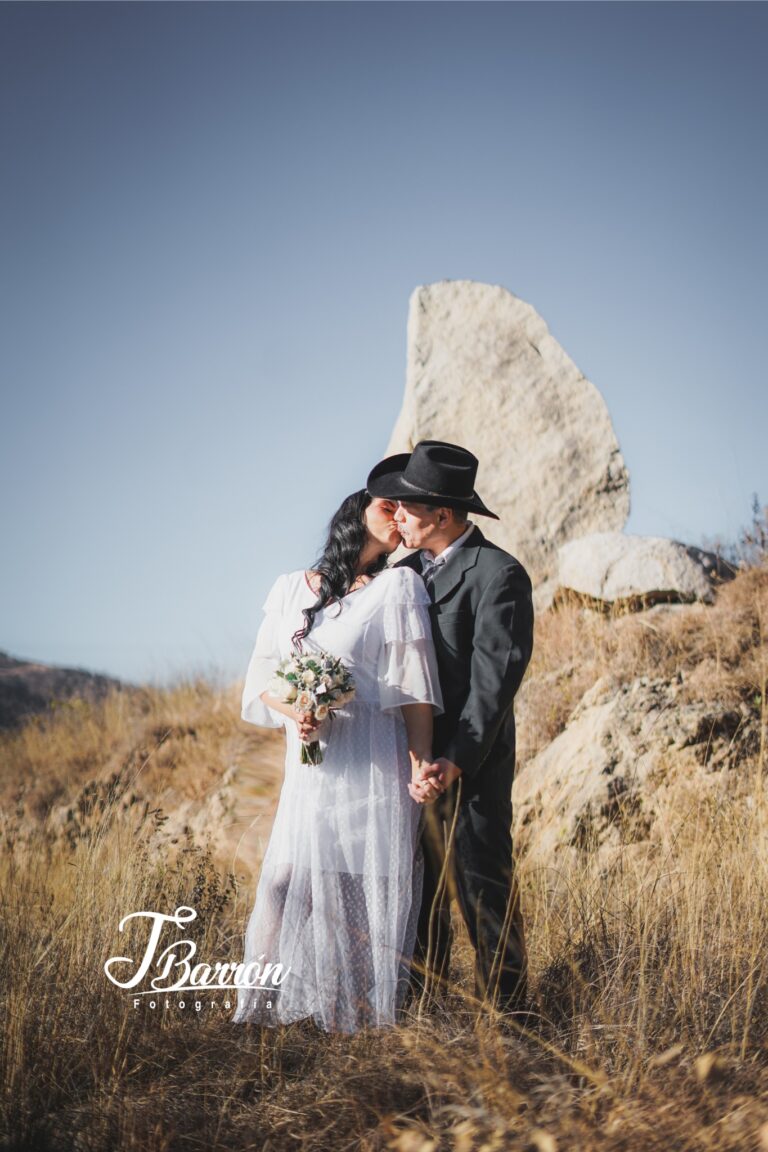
[366,440,499,520]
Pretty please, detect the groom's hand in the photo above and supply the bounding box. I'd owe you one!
[432,757,462,790]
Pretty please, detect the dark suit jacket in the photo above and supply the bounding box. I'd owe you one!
[395,524,534,798]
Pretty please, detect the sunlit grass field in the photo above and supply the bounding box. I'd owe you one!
[1,562,767,1150]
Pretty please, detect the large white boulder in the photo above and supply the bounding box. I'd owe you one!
[387,280,630,582]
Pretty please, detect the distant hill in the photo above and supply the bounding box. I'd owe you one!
[0,650,126,730]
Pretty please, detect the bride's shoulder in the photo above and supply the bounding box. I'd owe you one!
[282,569,311,595]
[264,569,304,605]
[268,569,303,588]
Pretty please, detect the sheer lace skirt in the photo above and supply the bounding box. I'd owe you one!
[232,701,424,1033]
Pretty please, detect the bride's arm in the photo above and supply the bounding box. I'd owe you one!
[401,702,439,798]
[258,691,319,742]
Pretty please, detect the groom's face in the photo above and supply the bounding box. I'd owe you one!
[393,501,443,549]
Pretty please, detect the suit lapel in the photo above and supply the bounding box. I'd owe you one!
[393,525,484,602]
[430,524,484,603]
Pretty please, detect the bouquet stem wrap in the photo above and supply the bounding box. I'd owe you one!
[300,739,323,766]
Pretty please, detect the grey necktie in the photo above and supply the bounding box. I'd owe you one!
[421,555,443,590]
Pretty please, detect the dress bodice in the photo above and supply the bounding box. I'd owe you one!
[242,565,443,726]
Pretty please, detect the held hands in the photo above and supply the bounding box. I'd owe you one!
[408,757,462,805]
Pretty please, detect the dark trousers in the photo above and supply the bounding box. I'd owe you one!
[410,777,527,1011]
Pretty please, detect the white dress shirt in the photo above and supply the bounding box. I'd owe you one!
[420,520,476,581]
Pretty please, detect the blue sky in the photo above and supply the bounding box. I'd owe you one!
[1,2,766,686]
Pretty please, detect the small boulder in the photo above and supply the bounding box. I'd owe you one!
[554,532,735,610]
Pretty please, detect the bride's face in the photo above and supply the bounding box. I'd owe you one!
[364,498,401,553]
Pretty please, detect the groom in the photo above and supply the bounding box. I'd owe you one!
[367,440,534,1013]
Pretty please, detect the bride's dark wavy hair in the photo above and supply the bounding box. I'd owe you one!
[291,489,388,649]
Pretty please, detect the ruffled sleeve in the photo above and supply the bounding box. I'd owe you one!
[377,568,444,715]
[241,574,287,729]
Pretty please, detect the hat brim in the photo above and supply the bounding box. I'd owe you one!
[366,453,500,520]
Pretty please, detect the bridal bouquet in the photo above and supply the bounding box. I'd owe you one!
[267,649,356,765]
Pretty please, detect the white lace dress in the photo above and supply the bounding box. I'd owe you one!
[232,565,443,1033]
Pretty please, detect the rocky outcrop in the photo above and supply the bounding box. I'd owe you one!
[512,673,759,869]
[554,532,736,610]
[0,649,126,730]
[387,280,630,582]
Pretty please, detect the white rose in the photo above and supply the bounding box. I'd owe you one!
[315,703,329,721]
[295,690,313,711]
[302,669,317,685]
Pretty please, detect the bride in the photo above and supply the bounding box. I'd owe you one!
[232,489,443,1033]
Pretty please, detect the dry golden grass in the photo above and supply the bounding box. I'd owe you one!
[1,564,767,1150]
[518,563,768,765]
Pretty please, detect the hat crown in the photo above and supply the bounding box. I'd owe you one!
[365,438,499,519]
[401,441,478,500]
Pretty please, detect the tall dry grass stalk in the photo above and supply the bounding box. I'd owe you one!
[1,565,767,1149]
